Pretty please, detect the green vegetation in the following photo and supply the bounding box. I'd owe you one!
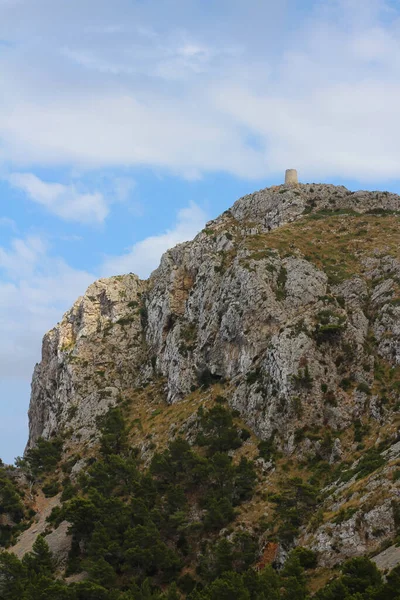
[314,557,389,600]
[314,310,346,343]
[0,463,25,546]
[292,365,313,390]
[179,323,198,356]
[4,195,400,598]
[340,377,353,391]
[275,267,287,301]
[196,405,248,454]
[0,388,399,599]
[246,368,262,385]
[42,480,61,498]
[354,448,385,480]
[258,437,276,461]
[357,382,372,396]
[13,407,255,597]
[3,536,399,600]
[340,447,385,483]
[270,477,320,544]
[333,506,358,524]
[23,437,63,477]
[250,213,400,288]
[116,315,136,326]
[354,419,370,443]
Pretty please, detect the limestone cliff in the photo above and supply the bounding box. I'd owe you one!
[26,182,400,568]
[28,183,400,449]
[28,275,146,448]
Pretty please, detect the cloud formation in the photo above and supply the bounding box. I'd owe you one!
[0,0,399,182]
[7,173,108,223]
[0,201,206,382]
[102,202,208,278]
[0,235,94,379]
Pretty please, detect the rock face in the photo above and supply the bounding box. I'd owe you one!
[27,183,400,450]
[301,442,400,567]
[28,275,146,448]
[26,181,400,566]
[10,493,71,569]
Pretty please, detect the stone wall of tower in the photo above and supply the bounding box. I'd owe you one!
[285,169,298,185]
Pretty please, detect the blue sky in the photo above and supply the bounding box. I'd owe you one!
[1,0,400,463]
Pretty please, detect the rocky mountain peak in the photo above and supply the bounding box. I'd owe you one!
[9,180,400,587]
[27,182,400,450]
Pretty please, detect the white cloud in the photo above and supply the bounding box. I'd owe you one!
[0,94,265,178]
[204,0,400,182]
[0,0,397,182]
[0,201,206,382]
[102,201,208,278]
[7,173,108,224]
[0,236,47,278]
[0,235,94,379]
[0,1,286,179]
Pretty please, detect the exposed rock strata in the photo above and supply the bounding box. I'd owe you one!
[28,184,400,450]
[25,183,400,567]
[28,275,145,448]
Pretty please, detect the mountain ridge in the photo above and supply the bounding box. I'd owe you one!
[27,181,400,449]
[4,180,400,597]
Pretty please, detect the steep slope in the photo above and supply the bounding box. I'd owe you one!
[28,275,146,449]
[20,181,400,578]
[28,183,400,450]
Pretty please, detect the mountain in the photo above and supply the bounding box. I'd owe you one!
[2,181,400,599]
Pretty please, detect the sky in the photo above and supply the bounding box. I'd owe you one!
[1,0,400,463]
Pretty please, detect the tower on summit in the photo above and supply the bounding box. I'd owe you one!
[285,169,298,185]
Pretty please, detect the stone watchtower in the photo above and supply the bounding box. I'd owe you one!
[285,169,298,185]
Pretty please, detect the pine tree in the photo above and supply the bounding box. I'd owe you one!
[98,408,129,457]
[0,551,26,600]
[214,538,233,576]
[163,582,180,600]
[22,535,54,576]
[87,557,117,588]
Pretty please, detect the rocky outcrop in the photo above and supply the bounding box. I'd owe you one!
[27,183,400,451]
[27,275,146,448]
[10,492,71,569]
[300,440,400,567]
[23,181,400,568]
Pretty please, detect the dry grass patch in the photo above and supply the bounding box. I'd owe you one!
[242,215,400,285]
